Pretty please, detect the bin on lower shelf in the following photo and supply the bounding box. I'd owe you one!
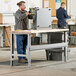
[46,48,64,61]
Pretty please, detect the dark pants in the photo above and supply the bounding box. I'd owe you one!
[58,20,66,29]
[16,35,27,59]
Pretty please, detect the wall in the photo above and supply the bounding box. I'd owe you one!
[0,0,76,24]
[0,0,42,13]
[0,0,43,25]
[67,0,76,19]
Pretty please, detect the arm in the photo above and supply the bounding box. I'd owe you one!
[64,10,71,19]
[15,11,28,20]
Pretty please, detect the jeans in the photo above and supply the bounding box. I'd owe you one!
[16,35,27,59]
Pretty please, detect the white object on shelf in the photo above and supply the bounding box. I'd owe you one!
[68,21,75,25]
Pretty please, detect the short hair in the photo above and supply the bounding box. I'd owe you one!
[17,1,25,7]
[61,2,65,6]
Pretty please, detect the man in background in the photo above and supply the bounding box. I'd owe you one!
[56,2,71,29]
[15,1,29,63]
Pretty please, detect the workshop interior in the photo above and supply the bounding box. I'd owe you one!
[0,0,76,76]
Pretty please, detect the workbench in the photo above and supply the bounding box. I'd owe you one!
[10,29,69,67]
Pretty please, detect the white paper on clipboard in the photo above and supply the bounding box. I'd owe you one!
[44,1,49,8]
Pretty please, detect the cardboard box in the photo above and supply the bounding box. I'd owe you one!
[0,14,3,23]
[71,32,76,36]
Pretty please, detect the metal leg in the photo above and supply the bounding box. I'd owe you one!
[3,26,5,47]
[27,34,31,67]
[10,33,14,66]
[64,32,68,62]
[40,33,42,44]
[48,32,51,44]
[46,50,49,60]
[45,33,51,60]
[61,32,65,61]
[68,26,71,44]
[69,26,71,37]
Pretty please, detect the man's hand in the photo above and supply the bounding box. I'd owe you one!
[26,12,29,16]
[69,14,72,17]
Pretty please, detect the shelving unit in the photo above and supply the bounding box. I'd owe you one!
[68,24,76,44]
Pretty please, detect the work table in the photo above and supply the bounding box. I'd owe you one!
[10,29,69,67]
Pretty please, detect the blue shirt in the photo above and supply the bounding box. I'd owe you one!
[56,7,71,28]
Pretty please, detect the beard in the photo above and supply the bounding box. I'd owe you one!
[21,9,25,11]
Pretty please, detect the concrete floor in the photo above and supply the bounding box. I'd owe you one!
[0,47,76,76]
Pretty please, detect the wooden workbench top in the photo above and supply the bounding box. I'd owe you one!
[0,23,10,27]
[12,29,69,34]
